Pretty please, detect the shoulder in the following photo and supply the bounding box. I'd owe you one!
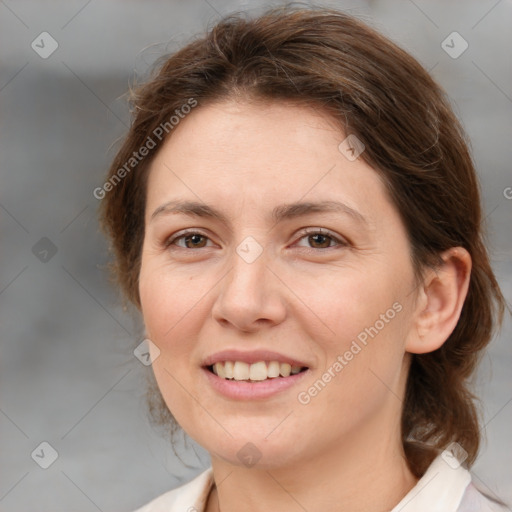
[132,468,214,512]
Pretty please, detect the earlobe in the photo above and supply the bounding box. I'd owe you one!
[406,247,472,355]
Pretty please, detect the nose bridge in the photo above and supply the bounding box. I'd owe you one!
[225,236,269,302]
[212,236,285,329]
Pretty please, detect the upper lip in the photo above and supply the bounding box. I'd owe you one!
[202,349,310,368]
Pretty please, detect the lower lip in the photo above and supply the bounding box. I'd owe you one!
[202,367,310,400]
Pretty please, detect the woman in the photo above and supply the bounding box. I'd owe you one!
[99,7,507,511]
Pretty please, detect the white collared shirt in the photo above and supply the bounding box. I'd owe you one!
[132,454,506,512]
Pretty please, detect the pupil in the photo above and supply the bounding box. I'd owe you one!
[310,234,329,248]
[187,235,205,248]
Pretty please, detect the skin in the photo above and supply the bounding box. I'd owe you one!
[139,99,471,512]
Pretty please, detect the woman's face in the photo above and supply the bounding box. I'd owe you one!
[139,99,419,469]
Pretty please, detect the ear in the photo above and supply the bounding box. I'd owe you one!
[406,247,472,354]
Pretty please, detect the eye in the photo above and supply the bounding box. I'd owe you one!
[295,228,347,250]
[164,228,347,251]
[166,230,213,249]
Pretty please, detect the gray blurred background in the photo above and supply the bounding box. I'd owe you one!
[0,0,511,510]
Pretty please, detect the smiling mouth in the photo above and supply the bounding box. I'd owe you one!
[207,361,308,382]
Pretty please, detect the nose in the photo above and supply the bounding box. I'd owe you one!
[211,243,287,333]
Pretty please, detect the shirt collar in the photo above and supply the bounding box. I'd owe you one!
[391,452,471,512]
[174,467,214,511]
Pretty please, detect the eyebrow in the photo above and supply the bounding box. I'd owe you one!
[150,199,367,226]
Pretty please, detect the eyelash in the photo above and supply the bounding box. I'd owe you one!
[164,228,347,251]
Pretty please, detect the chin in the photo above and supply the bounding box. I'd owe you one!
[187,422,305,470]
[208,442,301,470]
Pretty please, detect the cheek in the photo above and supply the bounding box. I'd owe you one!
[300,267,411,400]
[307,268,407,351]
[139,265,208,432]
[139,261,209,343]
[138,264,206,415]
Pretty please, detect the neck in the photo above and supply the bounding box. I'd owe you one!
[206,425,418,512]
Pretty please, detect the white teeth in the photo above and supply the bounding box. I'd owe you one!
[233,361,250,381]
[249,361,268,381]
[280,363,291,377]
[214,362,226,378]
[267,361,280,378]
[224,361,234,379]
[210,360,306,381]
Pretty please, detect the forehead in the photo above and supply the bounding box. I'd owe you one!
[144,99,392,225]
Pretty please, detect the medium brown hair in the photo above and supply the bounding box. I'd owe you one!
[99,6,506,477]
